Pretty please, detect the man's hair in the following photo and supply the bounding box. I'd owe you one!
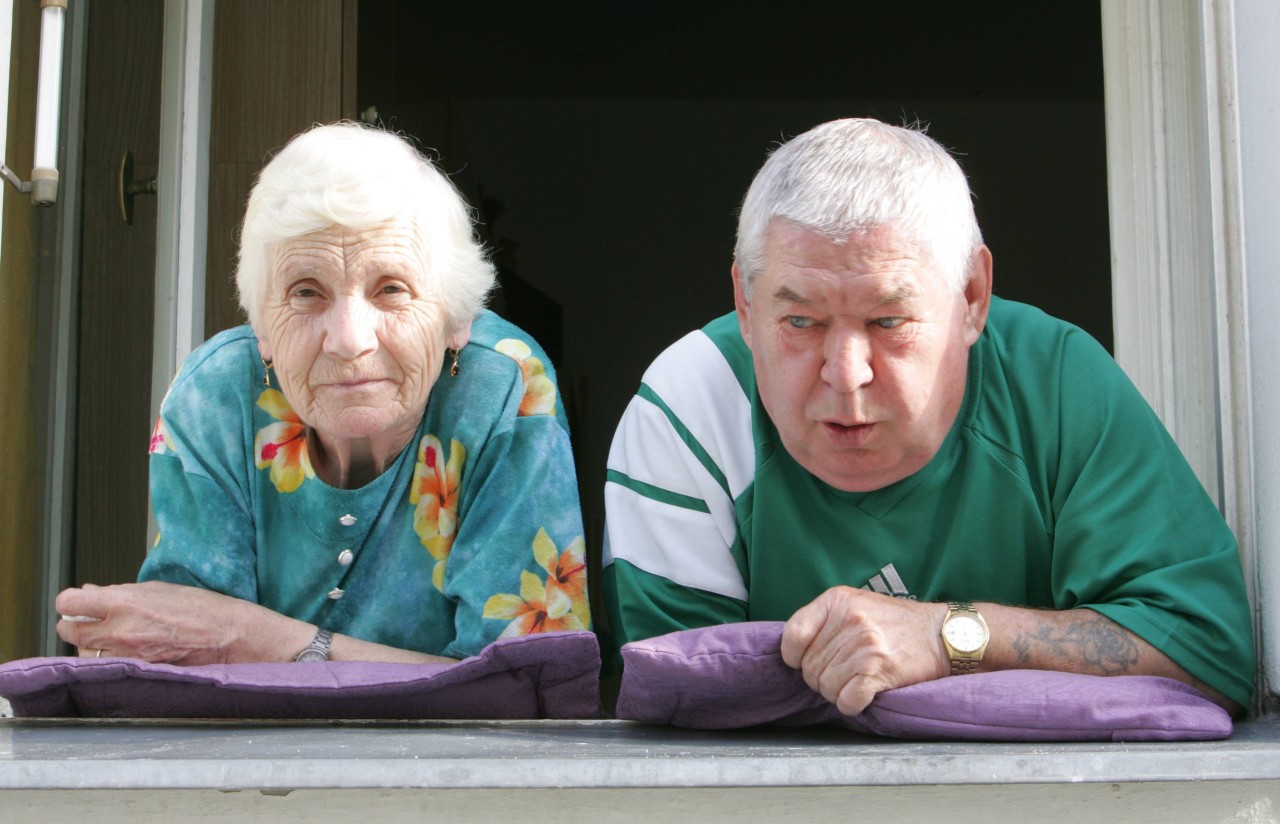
[734,118,982,299]
[236,122,494,335]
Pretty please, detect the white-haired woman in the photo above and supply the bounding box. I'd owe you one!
[56,123,588,664]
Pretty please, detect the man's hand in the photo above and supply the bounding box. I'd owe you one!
[780,587,948,716]
[781,589,1241,716]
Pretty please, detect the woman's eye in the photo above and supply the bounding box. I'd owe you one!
[291,287,319,299]
[873,316,906,329]
[785,316,814,329]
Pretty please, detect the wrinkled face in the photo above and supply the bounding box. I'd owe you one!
[258,219,468,453]
[735,222,990,492]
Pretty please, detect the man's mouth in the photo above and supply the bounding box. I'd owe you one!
[822,420,875,445]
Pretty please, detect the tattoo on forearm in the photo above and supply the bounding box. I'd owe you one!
[1011,615,1140,675]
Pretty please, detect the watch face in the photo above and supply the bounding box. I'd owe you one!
[296,649,328,662]
[943,614,987,653]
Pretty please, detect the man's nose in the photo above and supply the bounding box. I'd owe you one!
[820,328,873,391]
[323,297,378,361]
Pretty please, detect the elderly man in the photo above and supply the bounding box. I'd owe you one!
[602,118,1254,715]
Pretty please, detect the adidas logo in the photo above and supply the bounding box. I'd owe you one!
[862,563,915,599]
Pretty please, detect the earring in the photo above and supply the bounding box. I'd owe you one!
[262,358,273,388]
[448,348,460,378]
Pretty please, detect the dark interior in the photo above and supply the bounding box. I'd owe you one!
[356,3,1111,592]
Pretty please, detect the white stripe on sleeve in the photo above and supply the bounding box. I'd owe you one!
[640,330,754,500]
[607,395,738,547]
[604,482,748,602]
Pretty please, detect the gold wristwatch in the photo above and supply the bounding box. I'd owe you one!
[940,601,989,675]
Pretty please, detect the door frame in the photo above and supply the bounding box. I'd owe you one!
[150,0,213,431]
[36,0,88,655]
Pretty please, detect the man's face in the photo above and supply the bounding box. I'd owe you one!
[735,222,991,492]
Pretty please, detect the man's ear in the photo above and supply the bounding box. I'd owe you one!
[962,245,994,344]
[732,261,753,349]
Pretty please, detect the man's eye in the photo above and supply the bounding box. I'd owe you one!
[785,316,814,329]
[873,317,906,329]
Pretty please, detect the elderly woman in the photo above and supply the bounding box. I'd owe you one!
[56,123,587,664]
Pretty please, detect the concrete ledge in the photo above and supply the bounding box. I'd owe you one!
[3,714,1279,791]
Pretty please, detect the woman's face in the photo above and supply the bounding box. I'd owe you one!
[258,219,467,454]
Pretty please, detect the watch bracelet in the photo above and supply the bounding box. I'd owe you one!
[295,627,333,661]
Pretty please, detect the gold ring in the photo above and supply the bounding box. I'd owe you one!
[95,649,102,658]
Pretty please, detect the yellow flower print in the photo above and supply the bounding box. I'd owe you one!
[533,528,590,629]
[410,435,466,591]
[253,389,314,493]
[148,417,176,456]
[483,528,590,638]
[495,338,556,417]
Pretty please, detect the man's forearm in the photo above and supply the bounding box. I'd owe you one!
[977,603,1238,713]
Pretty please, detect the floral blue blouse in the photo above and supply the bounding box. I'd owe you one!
[140,310,588,659]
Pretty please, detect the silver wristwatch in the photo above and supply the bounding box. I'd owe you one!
[294,628,333,662]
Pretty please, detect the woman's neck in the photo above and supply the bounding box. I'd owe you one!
[307,427,413,489]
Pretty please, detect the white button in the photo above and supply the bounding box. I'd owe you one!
[337,549,353,567]
[338,514,357,526]
[328,588,345,600]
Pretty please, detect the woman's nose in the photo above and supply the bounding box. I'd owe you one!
[821,329,873,392]
[323,297,378,361]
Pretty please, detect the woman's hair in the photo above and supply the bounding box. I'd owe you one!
[734,118,982,299]
[236,122,494,334]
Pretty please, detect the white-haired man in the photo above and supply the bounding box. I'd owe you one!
[603,118,1254,715]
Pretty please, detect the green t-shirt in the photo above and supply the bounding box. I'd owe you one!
[603,298,1255,707]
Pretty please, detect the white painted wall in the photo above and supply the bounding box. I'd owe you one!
[1237,0,1280,696]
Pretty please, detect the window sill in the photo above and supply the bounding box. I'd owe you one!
[3,714,1279,790]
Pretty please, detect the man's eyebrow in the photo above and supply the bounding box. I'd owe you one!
[773,286,813,305]
[773,284,918,306]
[878,286,917,305]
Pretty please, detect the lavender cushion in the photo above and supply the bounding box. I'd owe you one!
[616,622,1231,741]
[0,631,599,719]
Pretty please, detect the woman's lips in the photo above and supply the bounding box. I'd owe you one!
[318,378,389,392]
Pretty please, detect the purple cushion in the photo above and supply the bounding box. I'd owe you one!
[0,631,599,719]
[616,622,1231,741]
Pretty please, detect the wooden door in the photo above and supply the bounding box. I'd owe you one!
[72,0,355,591]
[73,0,165,587]
[204,0,355,337]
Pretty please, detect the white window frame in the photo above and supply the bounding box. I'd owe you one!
[143,0,1279,699]
[1101,0,1276,700]
[1233,0,1280,699]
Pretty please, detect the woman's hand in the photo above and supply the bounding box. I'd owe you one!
[55,581,458,665]
[55,581,289,665]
